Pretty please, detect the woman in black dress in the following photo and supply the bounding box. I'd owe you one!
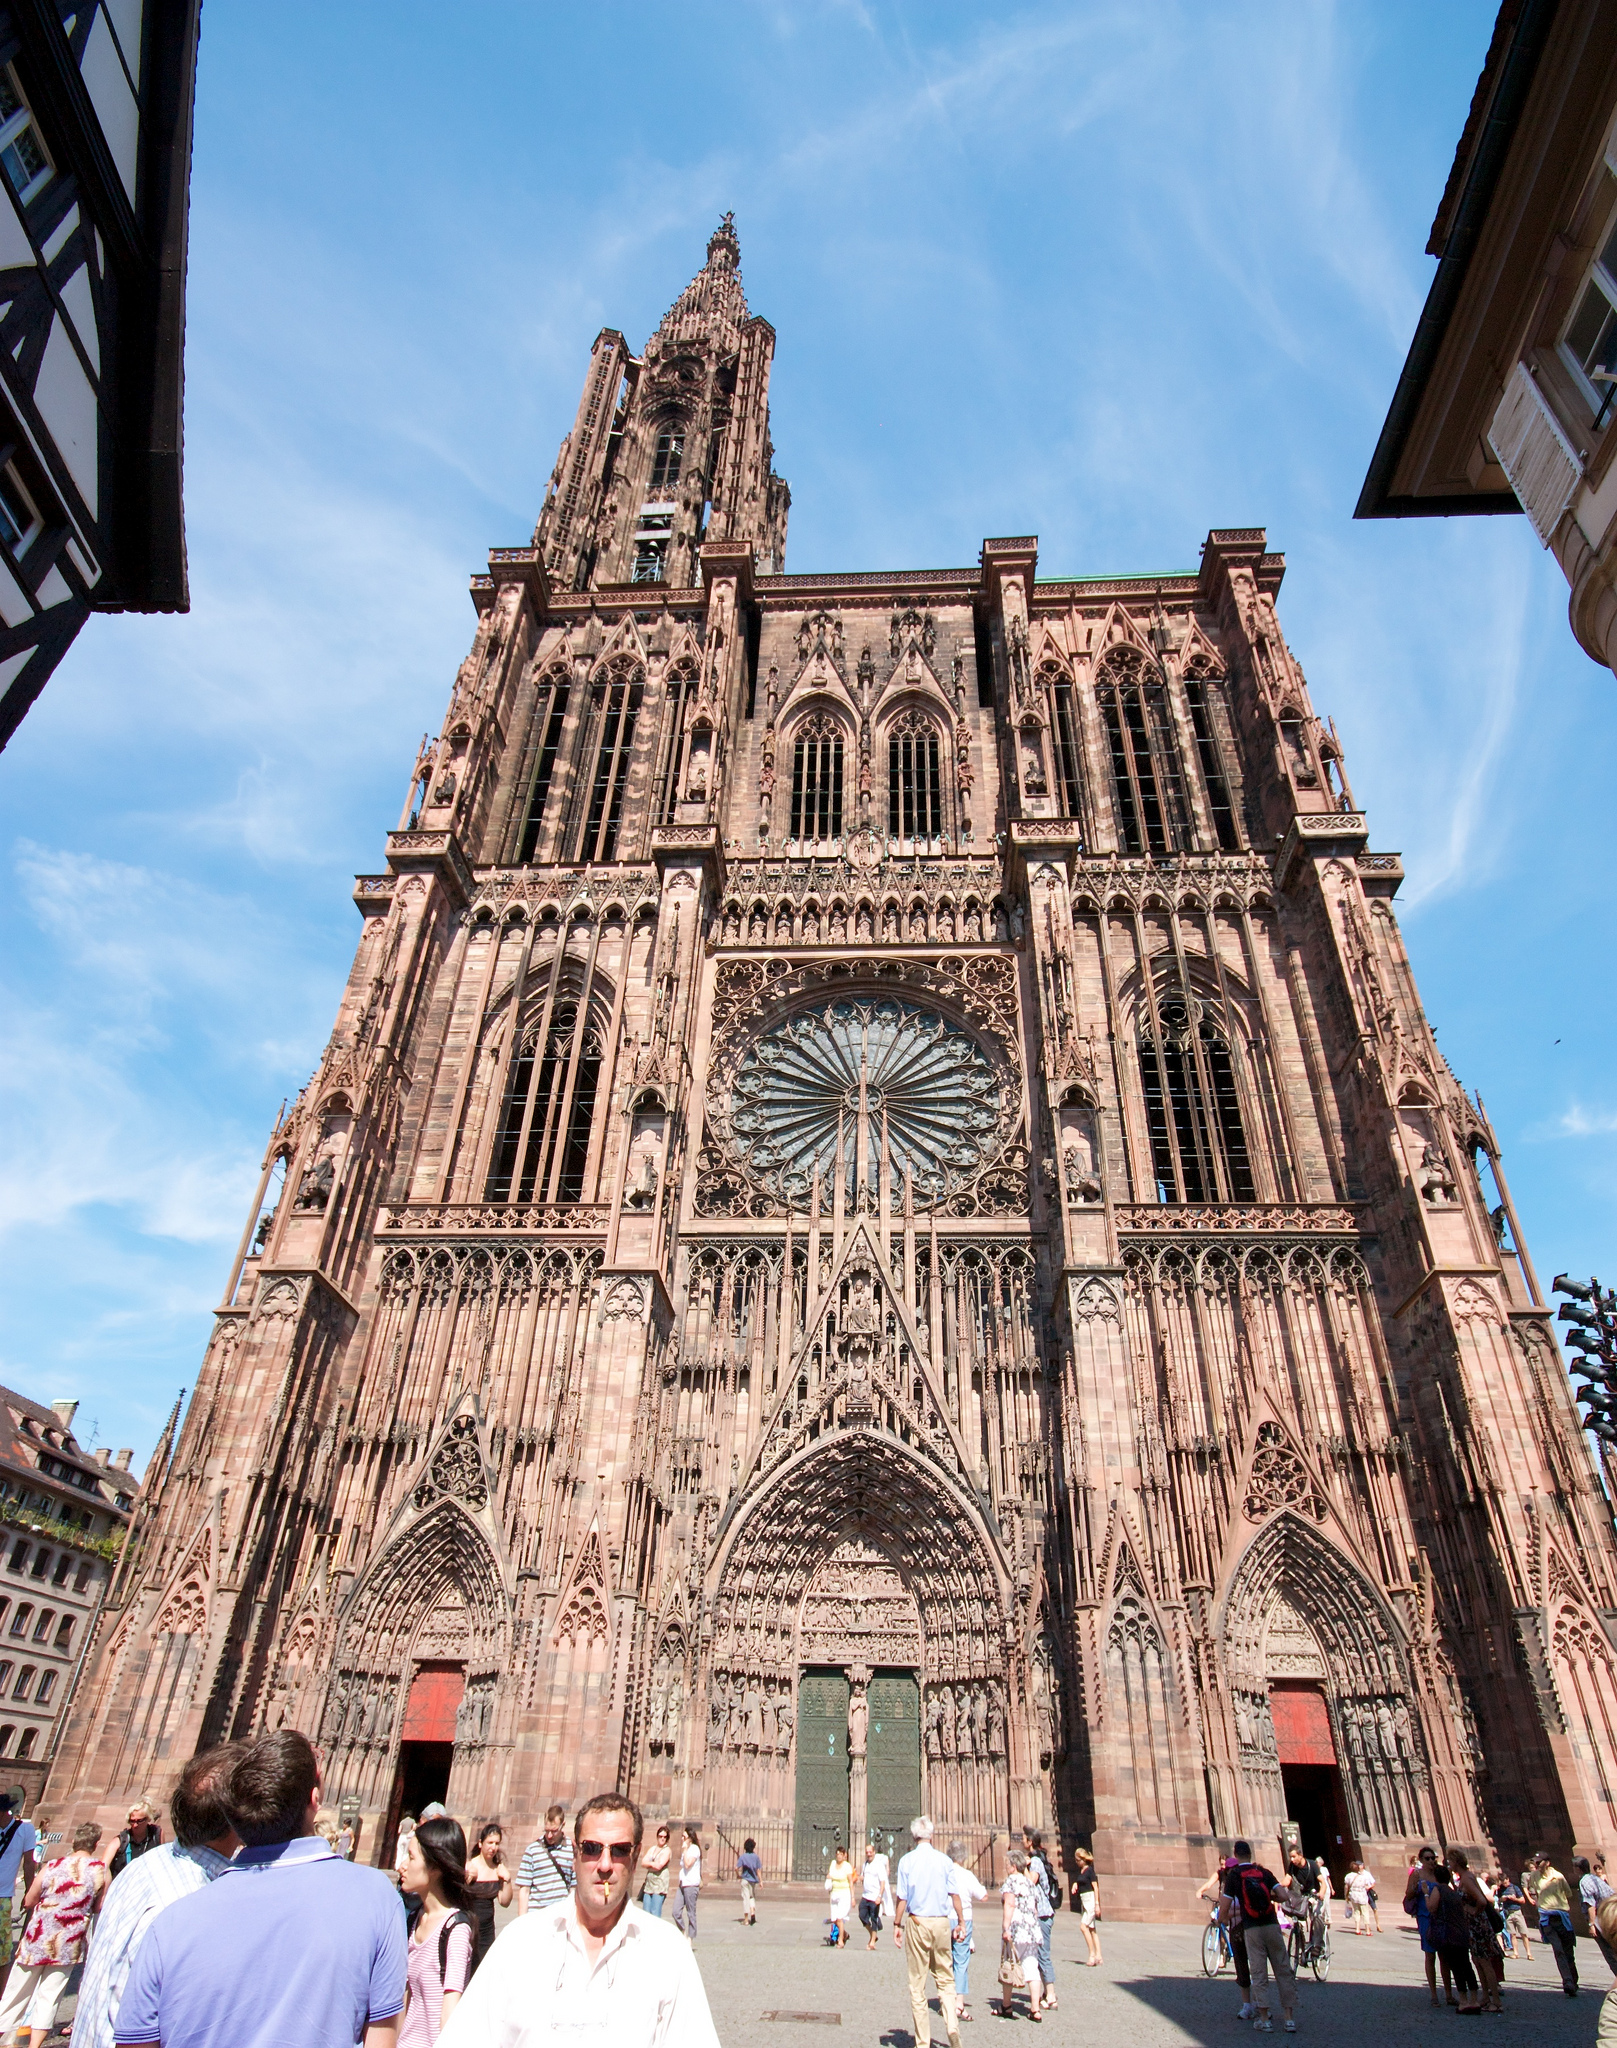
[464,1820,514,1964]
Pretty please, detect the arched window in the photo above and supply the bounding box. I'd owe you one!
[0,1727,13,1757]
[1182,657,1239,850]
[789,713,843,843]
[13,1664,33,1700]
[650,428,684,491]
[485,997,604,1204]
[887,710,943,843]
[655,663,699,825]
[16,1729,33,1758]
[516,668,571,864]
[1095,648,1189,854]
[1138,992,1254,1202]
[32,1669,52,1705]
[1050,672,1086,820]
[573,668,643,863]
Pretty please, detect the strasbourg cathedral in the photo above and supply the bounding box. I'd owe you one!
[53,218,1617,1910]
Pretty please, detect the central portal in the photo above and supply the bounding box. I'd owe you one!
[793,1671,850,1880]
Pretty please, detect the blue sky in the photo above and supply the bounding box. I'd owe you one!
[3,0,1612,1466]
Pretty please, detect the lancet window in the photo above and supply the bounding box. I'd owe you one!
[888,710,943,844]
[655,663,699,825]
[1137,990,1254,1202]
[573,668,642,863]
[789,714,843,843]
[516,668,571,864]
[486,997,604,1203]
[1095,648,1189,854]
[1050,672,1087,821]
[1181,658,1240,850]
[650,429,684,491]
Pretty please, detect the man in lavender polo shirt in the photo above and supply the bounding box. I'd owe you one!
[116,1729,406,2048]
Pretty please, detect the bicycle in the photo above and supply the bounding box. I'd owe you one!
[1202,1908,1236,1976]
[1283,1897,1331,1982]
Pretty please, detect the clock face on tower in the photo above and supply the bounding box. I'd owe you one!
[728,998,1002,1207]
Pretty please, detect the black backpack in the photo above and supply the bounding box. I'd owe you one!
[438,1908,479,1984]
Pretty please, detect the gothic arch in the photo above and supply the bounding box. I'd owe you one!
[1219,1512,1429,1844]
[320,1497,511,1773]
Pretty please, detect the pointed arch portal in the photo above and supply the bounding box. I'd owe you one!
[1219,1512,1431,1866]
[704,1425,1016,1876]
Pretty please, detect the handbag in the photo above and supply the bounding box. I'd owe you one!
[998,1939,1021,1989]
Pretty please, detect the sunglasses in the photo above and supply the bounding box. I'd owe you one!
[579,1840,636,1865]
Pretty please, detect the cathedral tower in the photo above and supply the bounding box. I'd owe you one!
[51,225,1617,1909]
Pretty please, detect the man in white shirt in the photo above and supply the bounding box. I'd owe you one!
[892,1817,964,2048]
[74,1744,242,2048]
[0,1793,36,1993]
[945,1838,988,2023]
[860,1844,892,1948]
[438,1792,719,2048]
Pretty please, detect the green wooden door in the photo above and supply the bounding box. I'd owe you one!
[866,1672,921,1865]
[793,1671,850,1881]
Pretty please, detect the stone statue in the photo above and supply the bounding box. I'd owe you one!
[294,1155,335,1213]
[848,1687,867,1756]
[970,1684,989,1757]
[926,1690,945,1759]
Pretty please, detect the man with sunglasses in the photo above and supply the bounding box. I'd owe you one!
[438,1793,718,2048]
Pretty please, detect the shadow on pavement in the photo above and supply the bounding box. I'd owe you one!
[1112,1971,1607,2043]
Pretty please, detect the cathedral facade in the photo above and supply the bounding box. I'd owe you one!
[51,220,1617,1911]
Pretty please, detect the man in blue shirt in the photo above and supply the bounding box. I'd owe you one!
[893,1817,964,2048]
[116,1730,407,2048]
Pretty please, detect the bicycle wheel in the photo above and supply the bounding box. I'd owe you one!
[1287,1923,1305,1977]
[1202,1922,1226,1976]
[1312,1918,1331,1982]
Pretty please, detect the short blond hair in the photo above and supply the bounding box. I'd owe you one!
[1598,1896,1617,1948]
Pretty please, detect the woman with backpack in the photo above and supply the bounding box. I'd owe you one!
[399,1815,475,2045]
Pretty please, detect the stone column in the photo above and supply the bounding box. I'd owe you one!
[848,1665,870,1855]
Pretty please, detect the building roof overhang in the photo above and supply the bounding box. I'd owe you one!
[1355,0,1617,521]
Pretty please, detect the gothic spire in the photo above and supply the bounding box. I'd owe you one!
[653,212,750,352]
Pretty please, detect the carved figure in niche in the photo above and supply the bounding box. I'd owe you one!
[856,904,874,942]
[294,1154,335,1213]
[857,646,876,697]
[994,903,1011,943]
[749,907,767,944]
[1392,1699,1414,1759]
[625,1152,660,1211]
[939,1685,957,1758]
[849,1687,868,1756]
[1376,1698,1398,1761]
[987,1685,1006,1758]
[722,904,741,942]
[829,904,847,944]
[776,1694,794,1751]
[1419,1143,1457,1205]
[908,905,927,941]
[956,720,974,793]
[882,904,900,942]
[845,1267,880,1336]
[970,1684,989,1757]
[952,653,966,709]
[804,904,822,944]
[938,904,956,942]
[926,1690,945,1759]
[964,902,983,943]
[744,1679,763,1747]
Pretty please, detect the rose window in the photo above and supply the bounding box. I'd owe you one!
[729,999,1002,1205]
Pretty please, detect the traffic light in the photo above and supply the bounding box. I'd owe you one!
[1553,1273,1617,1448]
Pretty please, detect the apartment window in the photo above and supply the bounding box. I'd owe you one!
[53,1616,71,1650]
[32,1670,53,1706]
[485,997,603,1205]
[887,712,944,843]
[11,1665,31,1701]
[573,671,642,863]
[7,1543,26,1573]
[0,71,52,207]
[30,1609,51,1643]
[516,671,570,864]
[789,715,843,843]
[50,1555,69,1587]
[0,1601,9,1633]
[1138,993,1255,1204]
[29,1550,48,1580]
[0,1727,13,1757]
[73,1562,91,1594]
[16,1729,34,1759]
[1563,214,1617,418]
[649,431,684,491]
[1095,648,1190,855]
[8,1605,29,1639]
[1182,663,1240,850]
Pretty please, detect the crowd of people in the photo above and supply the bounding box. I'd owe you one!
[5,1742,1617,2048]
